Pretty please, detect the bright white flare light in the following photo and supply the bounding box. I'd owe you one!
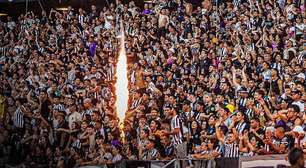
[115,28,129,125]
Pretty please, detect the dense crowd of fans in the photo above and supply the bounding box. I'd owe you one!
[0,0,305,167]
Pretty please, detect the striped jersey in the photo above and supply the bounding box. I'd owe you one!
[72,139,81,149]
[238,98,247,111]
[223,143,239,158]
[235,122,247,135]
[142,148,159,160]
[53,104,65,112]
[131,98,142,110]
[245,108,254,119]
[13,107,24,128]
[170,115,184,145]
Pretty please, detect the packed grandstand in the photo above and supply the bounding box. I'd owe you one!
[0,0,305,167]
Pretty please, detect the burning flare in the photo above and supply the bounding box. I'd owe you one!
[115,27,129,126]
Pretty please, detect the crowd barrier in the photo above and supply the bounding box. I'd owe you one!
[4,154,304,168]
[78,154,306,168]
[79,157,239,168]
[239,154,296,168]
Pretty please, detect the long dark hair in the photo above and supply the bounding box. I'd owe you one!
[189,120,201,135]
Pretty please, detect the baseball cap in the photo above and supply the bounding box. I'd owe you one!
[275,120,286,129]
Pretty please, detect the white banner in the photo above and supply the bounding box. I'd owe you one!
[240,155,306,168]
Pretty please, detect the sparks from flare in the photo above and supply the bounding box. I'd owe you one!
[115,25,129,127]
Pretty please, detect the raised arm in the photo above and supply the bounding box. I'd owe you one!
[215,120,225,144]
[277,79,283,95]
[231,67,239,88]
[242,66,248,82]
[26,90,36,105]
[259,99,273,120]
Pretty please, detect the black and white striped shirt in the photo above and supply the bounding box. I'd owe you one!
[264,143,271,152]
[72,139,81,149]
[78,14,85,26]
[142,148,159,160]
[238,98,247,111]
[235,122,247,135]
[53,104,65,112]
[224,143,239,158]
[13,107,24,128]
[131,98,142,110]
[233,0,241,8]
[0,46,9,57]
[171,115,183,145]
[245,108,254,119]
[81,109,93,117]
[272,63,283,76]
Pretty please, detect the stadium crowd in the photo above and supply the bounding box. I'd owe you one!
[0,0,305,167]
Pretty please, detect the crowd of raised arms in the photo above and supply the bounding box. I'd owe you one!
[0,0,305,167]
